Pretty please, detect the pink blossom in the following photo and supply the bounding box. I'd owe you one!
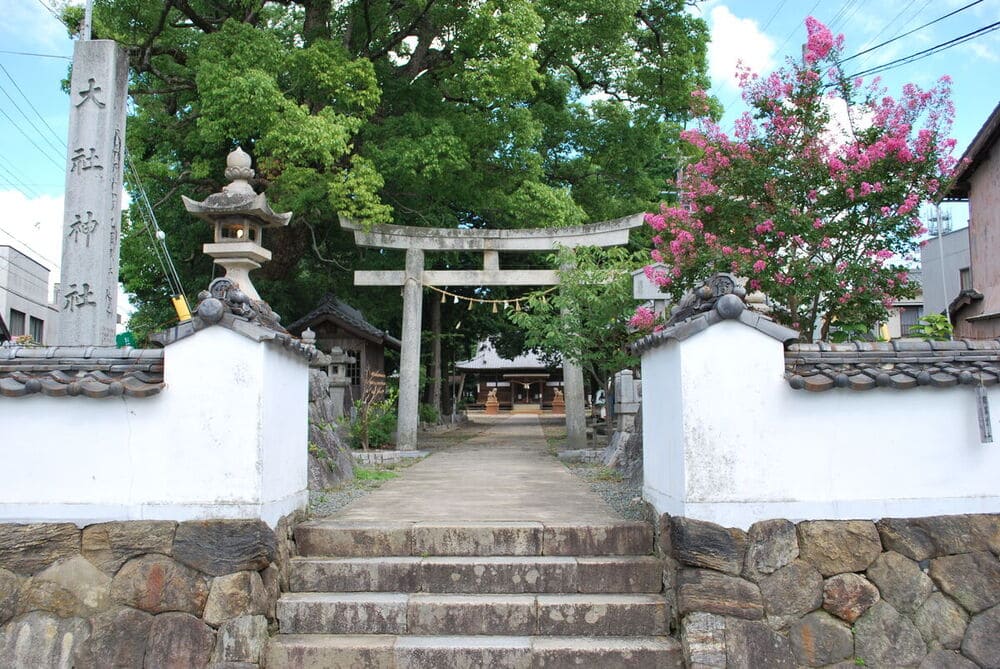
[804,17,835,64]
[753,260,767,273]
[629,307,655,330]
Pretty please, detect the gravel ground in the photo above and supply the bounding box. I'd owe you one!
[563,461,652,522]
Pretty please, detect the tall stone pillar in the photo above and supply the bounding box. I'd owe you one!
[563,358,587,448]
[57,40,128,346]
[397,248,424,450]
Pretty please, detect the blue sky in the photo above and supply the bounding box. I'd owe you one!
[0,0,997,287]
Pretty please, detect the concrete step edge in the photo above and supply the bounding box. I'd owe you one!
[293,520,654,557]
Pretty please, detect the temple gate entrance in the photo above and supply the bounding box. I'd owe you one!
[339,213,643,450]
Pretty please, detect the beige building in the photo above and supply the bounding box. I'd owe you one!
[0,245,58,344]
[946,103,1000,338]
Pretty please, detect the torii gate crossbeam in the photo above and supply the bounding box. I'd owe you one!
[340,213,644,450]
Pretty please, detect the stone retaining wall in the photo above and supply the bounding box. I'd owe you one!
[0,513,301,667]
[657,513,1000,667]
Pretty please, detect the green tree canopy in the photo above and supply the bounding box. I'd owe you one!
[80,0,712,351]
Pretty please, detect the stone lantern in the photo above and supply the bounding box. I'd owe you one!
[182,147,291,301]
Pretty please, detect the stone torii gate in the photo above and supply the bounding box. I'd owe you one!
[340,213,644,450]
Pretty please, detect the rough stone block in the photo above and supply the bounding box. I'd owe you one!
[110,554,209,616]
[725,618,796,669]
[961,603,1000,668]
[542,521,652,556]
[81,520,176,575]
[290,556,420,592]
[575,556,662,593]
[277,592,407,634]
[19,555,111,618]
[797,520,882,576]
[743,519,798,582]
[536,594,667,636]
[144,611,216,669]
[854,601,926,667]
[172,520,276,576]
[787,610,854,667]
[412,522,542,556]
[0,567,18,625]
[823,572,879,623]
[670,517,746,575]
[759,558,823,618]
[76,606,153,669]
[929,551,1000,614]
[294,521,413,557]
[0,611,89,667]
[211,615,268,664]
[914,592,968,651]
[420,556,577,594]
[676,568,764,620]
[681,611,727,668]
[877,514,1000,561]
[919,650,979,668]
[202,571,268,627]
[530,636,683,668]
[0,523,80,575]
[408,593,536,635]
[867,550,934,615]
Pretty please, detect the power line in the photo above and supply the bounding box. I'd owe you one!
[34,0,70,30]
[124,149,188,303]
[842,0,986,63]
[0,105,64,169]
[0,50,71,61]
[846,20,1000,80]
[0,63,67,149]
[0,223,61,269]
[0,158,42,199]
[0,79,66,159]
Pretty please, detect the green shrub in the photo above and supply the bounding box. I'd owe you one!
[418,403,439,424]
[908,313,953,341]
[344,387,398,449]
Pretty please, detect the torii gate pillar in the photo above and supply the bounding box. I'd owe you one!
[398,248,425,450]
[341,214,643,451]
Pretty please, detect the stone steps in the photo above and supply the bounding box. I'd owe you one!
[293,519,653,557]
[278,592,668,636]
[266,634,682,668]
[270,519,678,668]
[289,555,663,593]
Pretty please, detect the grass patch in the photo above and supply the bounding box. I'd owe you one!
[354,466,399,481]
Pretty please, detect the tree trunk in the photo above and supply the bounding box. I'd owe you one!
[430,297,442,416]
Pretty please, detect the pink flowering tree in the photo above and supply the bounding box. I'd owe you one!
[639,17,957,341]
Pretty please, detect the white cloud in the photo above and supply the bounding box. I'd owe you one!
[0,189,64,289]
[707,5,776,93]
[0,0,75,51]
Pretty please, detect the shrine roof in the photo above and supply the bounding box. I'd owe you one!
[456,340,560,372]
[0,344,164,398]
[286,293,401,350]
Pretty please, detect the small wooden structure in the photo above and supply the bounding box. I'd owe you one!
[288,293,401,411]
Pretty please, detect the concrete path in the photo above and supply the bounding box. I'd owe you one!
[336,415,621,523]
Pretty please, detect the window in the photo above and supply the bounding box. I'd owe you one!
[29,316,43,343]
[960,267,972,291]
[8,309,25,336]
[900,306,923,337]
[345,349,362,386]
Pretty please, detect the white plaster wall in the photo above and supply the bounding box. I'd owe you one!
[642,320,1000,529]
[0,326,309,527]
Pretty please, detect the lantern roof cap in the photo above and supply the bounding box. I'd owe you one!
[181,146,291,228]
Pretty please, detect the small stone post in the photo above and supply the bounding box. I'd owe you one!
[396,248,424,450]
[57,40,128,345]
[613,369,641,432]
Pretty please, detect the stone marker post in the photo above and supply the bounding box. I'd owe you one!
[57,40,128,346]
